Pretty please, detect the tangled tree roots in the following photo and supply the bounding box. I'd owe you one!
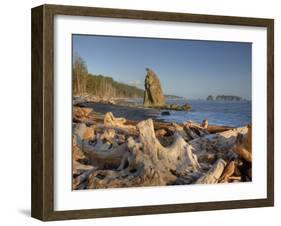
[72,111,252,189]
[87,119,200,189]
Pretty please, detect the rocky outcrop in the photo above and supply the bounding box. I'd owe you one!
[159,103,191,111]
[206,95,214,101]
[216,95,243,101]
[143,68,166,107]
[142,68,190,110]
[207,95,244,101]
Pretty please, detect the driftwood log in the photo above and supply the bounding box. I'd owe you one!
[73,167,96,190]
[85,119,200,189]
[231,125,252,181]
[187,126,248,165]
[219,160,236,183]
[233,125,252,162]
[196,159,226,184]
[72,107,252,189]
[74,108,233,134]
[104,112,136,130]
[82,142,129,170]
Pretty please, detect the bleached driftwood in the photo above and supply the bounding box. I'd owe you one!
[73,123,95,141]
[136,119,200,171]
[73,106,93,118]
[72,159,94,175]
[170,123,190,141]
[95,124,138,137]
[228,176,241,181]
[233,125,252,162]
[155,129,167,137]
[183,121,209,139]
[189,126,248,156]
[233,145,252,162]
[88,129,117,151]
[86,119,200,189]
[202,119,209,129]
[196,159,226,184]
[95,112,139,136]
[73,167,97,190]
[72,138,85,161]
[72,104,252,188]
[206,125,234,133]
[244,124,252,152]
[104,112,136,129]
[100,128,116,143]
[82,142,129,170]
[219,160,235,183]
[184,126,200,140]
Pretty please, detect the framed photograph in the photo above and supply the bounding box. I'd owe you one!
[31,4,274,221]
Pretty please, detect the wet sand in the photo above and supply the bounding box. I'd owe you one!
[79,102,162,122]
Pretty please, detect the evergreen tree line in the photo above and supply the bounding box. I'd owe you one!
[73,54,144,98]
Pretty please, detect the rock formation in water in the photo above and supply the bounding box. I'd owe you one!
[206,95,214,101]
[207,95,244,101]
[143,68,166,107]
[216,95,243,101]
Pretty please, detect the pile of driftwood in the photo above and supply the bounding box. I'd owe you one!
[72,106,252,190]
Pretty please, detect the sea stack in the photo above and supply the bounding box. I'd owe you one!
[206,95,214,101]
[143,68,166,107]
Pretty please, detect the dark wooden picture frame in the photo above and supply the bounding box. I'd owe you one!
[31,4,274,221]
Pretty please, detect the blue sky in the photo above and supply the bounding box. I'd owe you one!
[72,34,252,100]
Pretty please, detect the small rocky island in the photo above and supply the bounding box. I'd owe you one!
[143,68,166,107]
[206,95,214,101]
[216,95,244,101]
[143,68,191,111]
[207,95,244,101]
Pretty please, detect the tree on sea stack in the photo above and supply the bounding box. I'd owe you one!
[143,68,166,107]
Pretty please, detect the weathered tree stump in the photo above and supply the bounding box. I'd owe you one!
[86,119,200,189]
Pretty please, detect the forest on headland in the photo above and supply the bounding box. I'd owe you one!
[73,54,144,98]
[73,54,183,99]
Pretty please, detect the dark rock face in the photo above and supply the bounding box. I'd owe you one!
[206,95,214,101]
[161,104,191,111]
[161,111,171,116]
[143,68,166,107]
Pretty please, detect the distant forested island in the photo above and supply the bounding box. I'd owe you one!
[206,95,245,101]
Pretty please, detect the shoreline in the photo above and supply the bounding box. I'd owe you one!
[72,102,252,190]
[75,97,250,128]
[78,101,162,122]
[75,101,236,133]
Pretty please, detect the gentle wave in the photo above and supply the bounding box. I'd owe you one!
[157,99,251,127]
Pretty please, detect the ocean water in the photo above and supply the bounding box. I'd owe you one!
[158,99,251,127]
